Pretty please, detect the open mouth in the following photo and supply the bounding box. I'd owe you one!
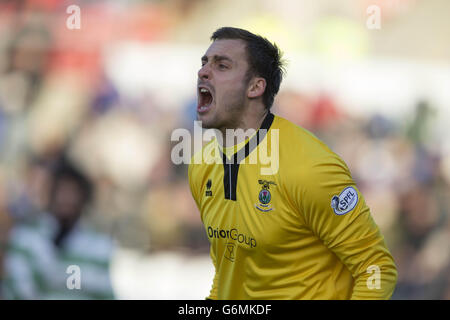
[197,86,214,113]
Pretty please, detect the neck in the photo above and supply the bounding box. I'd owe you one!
[219,106,269,148]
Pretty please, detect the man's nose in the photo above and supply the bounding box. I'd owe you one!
[198,64,211,80]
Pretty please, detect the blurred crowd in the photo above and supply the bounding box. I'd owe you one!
[0,0,448,299]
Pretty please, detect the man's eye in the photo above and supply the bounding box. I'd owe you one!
[218,64,228,69]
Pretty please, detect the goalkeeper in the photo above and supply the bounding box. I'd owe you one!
[188,27,397,299]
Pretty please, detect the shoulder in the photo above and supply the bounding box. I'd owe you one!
[273,115,343,163]
[273,115,350,180]
[5,216,57,261]
[68,223,115,263]
[8,215,55,244]
[188,138,220,178]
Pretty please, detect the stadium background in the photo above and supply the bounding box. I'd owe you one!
[0,0,449,299]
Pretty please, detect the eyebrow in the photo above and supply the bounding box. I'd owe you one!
[201,54,233,64]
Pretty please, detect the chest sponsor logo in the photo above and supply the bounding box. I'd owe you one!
[331,186,359,215]
[254,179,276,212]
[207,226,257,248]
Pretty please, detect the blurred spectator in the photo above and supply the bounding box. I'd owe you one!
[0,23,51,115]
[7,156,54,222]
[1,159,115,299]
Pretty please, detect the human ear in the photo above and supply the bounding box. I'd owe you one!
[247,77,266,99]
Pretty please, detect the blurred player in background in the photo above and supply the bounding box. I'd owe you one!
[188,27,397,299]
[2,159,115,299]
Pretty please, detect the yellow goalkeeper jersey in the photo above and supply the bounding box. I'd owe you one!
[188,112,397,300]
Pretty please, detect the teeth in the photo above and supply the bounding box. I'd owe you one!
[200,88,209,93]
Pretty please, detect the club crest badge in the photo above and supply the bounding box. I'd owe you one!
[255,179,276,212]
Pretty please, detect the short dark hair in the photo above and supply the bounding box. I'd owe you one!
[211,27,285,110]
